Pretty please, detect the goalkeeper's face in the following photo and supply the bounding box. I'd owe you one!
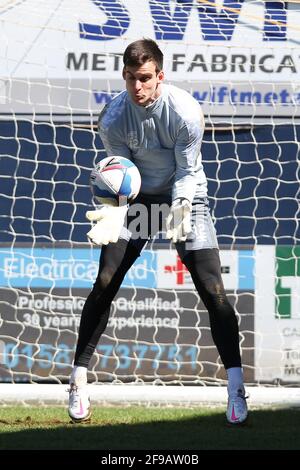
[123,60,164,107]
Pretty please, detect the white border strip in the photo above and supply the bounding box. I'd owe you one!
[0,384,300,407]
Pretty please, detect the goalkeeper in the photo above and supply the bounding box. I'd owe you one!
[68,38,248,425]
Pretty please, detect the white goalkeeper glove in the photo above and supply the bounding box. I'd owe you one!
[86,205,128,245]
[166,198,192,243]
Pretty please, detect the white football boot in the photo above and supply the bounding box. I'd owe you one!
[68,384,91,423]
[68,367,91,423]
[226,388,248,425]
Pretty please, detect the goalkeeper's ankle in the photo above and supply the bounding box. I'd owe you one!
[226,367,244,396]
[70,366,88,387]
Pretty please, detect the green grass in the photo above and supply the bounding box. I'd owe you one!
[0,406,300,450]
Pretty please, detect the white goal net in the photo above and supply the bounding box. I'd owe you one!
[0,0,299,389]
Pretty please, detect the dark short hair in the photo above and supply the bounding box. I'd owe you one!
[123,38,163,73]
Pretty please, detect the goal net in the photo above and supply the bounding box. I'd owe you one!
[0,0,299,389]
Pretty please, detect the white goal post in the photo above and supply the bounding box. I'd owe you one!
[0,1,300,401]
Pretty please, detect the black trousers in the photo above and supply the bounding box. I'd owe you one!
[74,239,241,370]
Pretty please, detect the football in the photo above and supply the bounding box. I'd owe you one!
[90,156,141,206]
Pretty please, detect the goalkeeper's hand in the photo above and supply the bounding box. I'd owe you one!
[166,198,192,243]
[86,205,128,245]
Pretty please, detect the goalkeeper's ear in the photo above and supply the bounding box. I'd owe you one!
[157,70,165,84]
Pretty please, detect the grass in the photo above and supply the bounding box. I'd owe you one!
[0,405,300,451]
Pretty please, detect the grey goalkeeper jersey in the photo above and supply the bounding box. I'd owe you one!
[98,84,207,203]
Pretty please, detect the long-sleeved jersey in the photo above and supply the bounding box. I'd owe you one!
[98,84,207,203]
